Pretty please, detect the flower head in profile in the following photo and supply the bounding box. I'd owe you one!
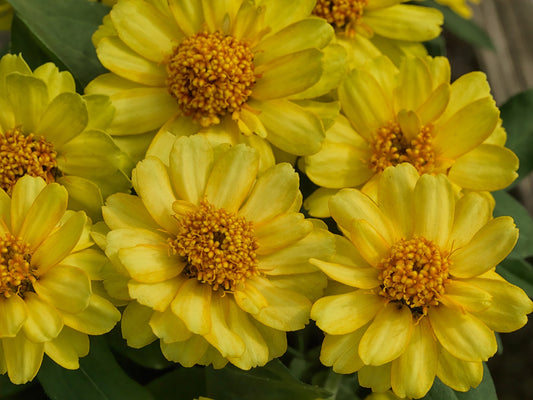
[302,55,518,217]
[311,0,443,66]
[310,163,533,398]
[0,176,120,384]
[0,54,130,220]
[435,0,480,18]
[102,136,334,369]
[86,0,345,164]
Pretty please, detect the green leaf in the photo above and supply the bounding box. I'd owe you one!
[500,90,533,184]
[9,0,109,89]
[205,360,332,400]
[420,0,494,49]
[10,14,53,69]
[422,364,497,400]
[497,258,533,298]
[0,373,31,397]
[311,370,362,400]
[37,336,154,400]
[146,367,206,400]
[425,35,447,57]
[493,190,533,260]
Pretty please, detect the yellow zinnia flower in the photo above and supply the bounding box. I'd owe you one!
[0,175,121,384]
[0,54,130,220]
[435,0,480,18]
[311,0,443,66]
[310,163,533,398]
[302,55,518,217]
[102,135,335,369]
[86,0,345,165]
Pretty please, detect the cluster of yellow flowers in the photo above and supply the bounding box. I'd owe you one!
[0,0,531,399]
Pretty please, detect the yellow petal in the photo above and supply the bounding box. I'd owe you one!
[447,192,493,250]
[3,334,43,384]
[450,216,518,278]
[255,213,313,255]
[31,211,86,273]
[436,345,483,392]
[121,301,157,348]
[339,69,392,141]
[21,292,63,343]
[44,327,89,370]
[395,57,432,112]
[0,296,27,337]
[149,308,192,343]
[311,290,385,335]
[330,188,395,243]
[128,276,185,311]
[103,193,159,231]
[133,156,178,234]
[62,294,120,335]
[417,83,450,125]
[205,144,259,212]
[160,334,208,367]
[391,318,437,399]
[9,176,46,237]
[351,220,391,267]
[358,363,392,393]
[204,296,245,358]
[428,306,496,361]
[448,144,519,191]
[434,97,499,159]
[33,265,91,314]
[110,0,181,62]
[171,279,212,335]
[167,0,203,37]
[359,302,413,365]
[464,274,533,332]
[378,163,419,238]
[320,328,366,374]
[413,174,454,248]
[119,244,182,283]
[6,73,48,133]
[441,71,491,122]
[239,163,299,224]
[18,183,68,251]
[168,136,214,205]
[440,280,492,312]
[310,258,379,290]
[242,277,311,331]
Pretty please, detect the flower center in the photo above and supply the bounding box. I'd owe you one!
[0,233,36,298]
[166,31,256,128]
[0,128,59,195]
[377,236,450,315]
[369,121,436,175]
[313,0,367,34]
[169,199,260,292]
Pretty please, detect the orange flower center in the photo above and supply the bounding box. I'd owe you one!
[169,199,260,292]
[0,233,36,299]
[0,128,59,195]
[166,31,256,128]
[313,0,368,35]
[369,120,436,174]
[378,236,450,315]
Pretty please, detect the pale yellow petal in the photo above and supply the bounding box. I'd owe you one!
[119,244,182,283]
[320,328,365,374]
[417,83,450,125]
[171,279,212,335]
[254,213,313,255]
[395,57,432,112]
[44,327,89,370]
[128,276,185,311]
[204,296,245,358]
[62,294,120,335]
[205,144,259,212]
[0,296,27,337]
[10,176,46,236]
[450,217,518,278]
[149,308,192,343]
[6,73,48,133]
[436,345,483,392]
[391,318,437,399]
[3,334,43,384]
[428,306,496,361]
[239,163,299,223]
[121,301,157,348]
[103,193,160,231]
[21,292,63,343]
[311,258,379,289]
[350,219,391,267]
[413,174,454,248]
[359,302,413,365]
[303,187,338,218]
[311,290,385,335]
[160,334,209,367]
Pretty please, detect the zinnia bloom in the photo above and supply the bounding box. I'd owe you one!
[0,54,130,220]
[310,163,533,398]
[302,55,518,217]
[102,135,335,369]
[86,0,345,164]
[0,176,120,384]
[311,0,443,66]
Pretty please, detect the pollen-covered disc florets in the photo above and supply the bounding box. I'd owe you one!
[378,236,450,314]
[0,128,59,194]
[169,199,260,291]
[313,0,368,34]
[369,121,436,174]
[0,233,36,299]
[166,31,256,128]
